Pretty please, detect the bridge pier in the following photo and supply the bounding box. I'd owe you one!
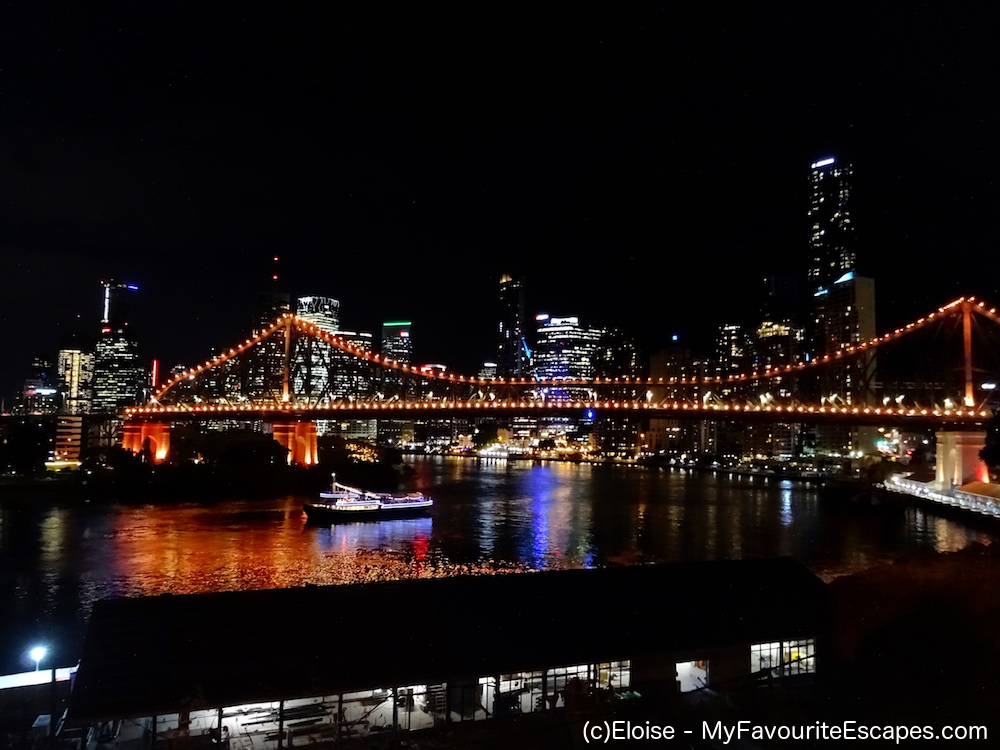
[935,430,989,488]
[122,422,171,463]
[271,420,318,465]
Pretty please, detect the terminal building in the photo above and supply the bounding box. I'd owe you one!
[60,558,829,747]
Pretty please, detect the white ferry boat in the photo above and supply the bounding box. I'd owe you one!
[303,474,433,521]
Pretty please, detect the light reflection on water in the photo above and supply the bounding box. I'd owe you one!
[0,455,995,671]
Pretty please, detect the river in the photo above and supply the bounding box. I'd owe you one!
[0,456,994,673]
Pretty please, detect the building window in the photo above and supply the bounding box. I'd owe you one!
[676,659,709,692]
[497,670,545,715]
[750,638,816,678]
[597,660,631,693]
[549,663,592,709]
[782,639,816,674]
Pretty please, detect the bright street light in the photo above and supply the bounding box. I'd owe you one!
[29,646,46,671]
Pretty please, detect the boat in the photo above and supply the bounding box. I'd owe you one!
[303,474,433,521]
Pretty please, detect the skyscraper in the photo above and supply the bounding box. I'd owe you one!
[296,296,340,331]
[496,274,530,378]
[532,315,604,400]
[805,158,876,457]
[247,257,290,401]
[807,157,855,293]
[381,321,413,365]
[91,280,145,413]
[292,296,341,404]
[57,347,94,414]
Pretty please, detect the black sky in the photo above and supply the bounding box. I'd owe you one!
[2,4,999,399]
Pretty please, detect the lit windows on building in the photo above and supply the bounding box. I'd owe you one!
[330,330,375,400]
[92,280,145,413]
[812,272,876,405]
[91,335,145,413]
[496,274,530,378]
[533,315,605,401]
[292,296,341,404]
[57,349,95,414]
[296,296,340,332]
[750,638,816,678]
[381,321,413,365]
[807,157,855,294]
[714,323,749,376]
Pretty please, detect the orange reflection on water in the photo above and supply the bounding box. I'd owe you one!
[107,499,532,599]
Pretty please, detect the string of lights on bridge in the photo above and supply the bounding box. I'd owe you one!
[126,400,991,421]
[138,296,997,424]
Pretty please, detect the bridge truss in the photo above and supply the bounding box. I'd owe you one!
[125,297,1000,430]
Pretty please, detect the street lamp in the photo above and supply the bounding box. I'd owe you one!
[30,646,46,672]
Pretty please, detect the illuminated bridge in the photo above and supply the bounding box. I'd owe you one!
[124,296,1000,470]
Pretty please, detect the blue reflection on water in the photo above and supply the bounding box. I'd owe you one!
[524,465,560,567]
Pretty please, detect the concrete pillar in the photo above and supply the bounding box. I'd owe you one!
[935,430,989,488]
[271,421,317,465]
[271,422,296,464]
[294,421,318,465]
[142,423,171,463]
[121,422,171,462]
[121,422,143,454]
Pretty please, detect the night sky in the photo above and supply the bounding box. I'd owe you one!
[2,4,998,400]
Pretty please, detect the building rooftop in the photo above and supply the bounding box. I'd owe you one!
[67,558,828,722]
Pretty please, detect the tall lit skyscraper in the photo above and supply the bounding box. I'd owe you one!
[807,157,875,402]
[807,156,855,293]
[496,274,530,378]
[805,157,876,456]
[57,347,94,414]
[292,296,341,403]
[91,280,145,413]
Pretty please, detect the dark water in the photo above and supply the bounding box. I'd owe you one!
[0,456,995,673]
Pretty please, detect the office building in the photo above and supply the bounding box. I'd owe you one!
[752,274,805,371]
[381,321,412,364]
[377,321,413,446]
[296,295,340,331]
[329,329,377,441]
[91,281,145,413]
[57,347,95,414]
[18,357,60,415]
[532,315,605,400]
[496,274,530,378]
[715,323,750,378]
[293,296,341,404]
[812,271,877,402]
[91,336,145,412]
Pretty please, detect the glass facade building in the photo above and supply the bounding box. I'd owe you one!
[496,274,530,378]
[807,156,855,294]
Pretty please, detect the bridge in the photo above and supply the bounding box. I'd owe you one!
[121,296,1000,509]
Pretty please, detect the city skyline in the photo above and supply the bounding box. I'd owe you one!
[3,6,998,399]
